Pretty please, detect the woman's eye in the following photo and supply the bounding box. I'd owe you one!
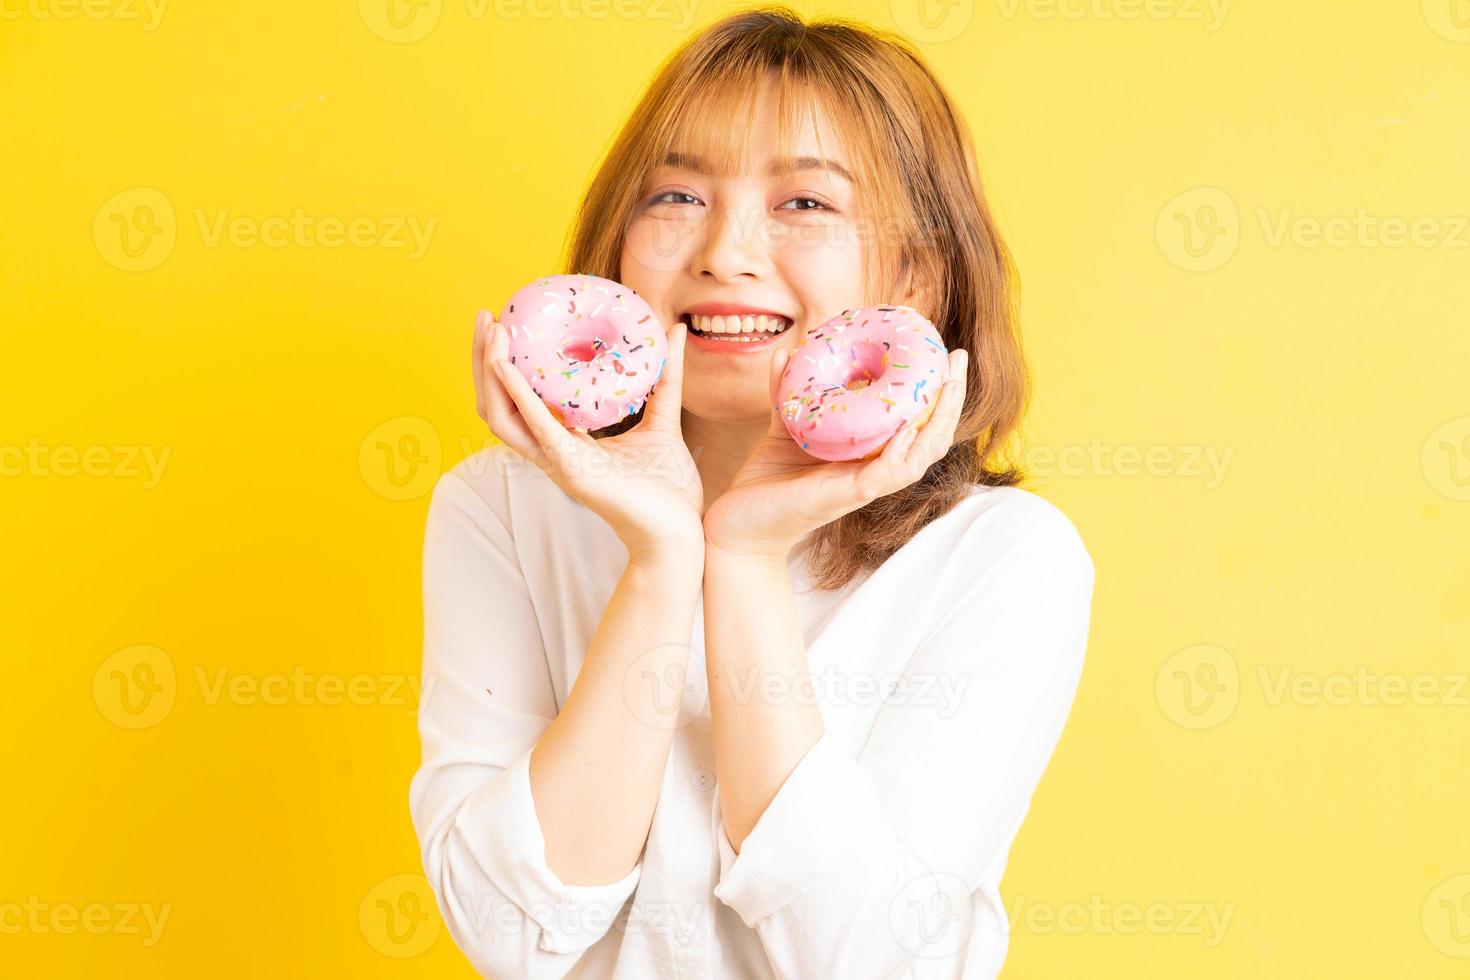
[777,196,832,212]
[650,191,701,206]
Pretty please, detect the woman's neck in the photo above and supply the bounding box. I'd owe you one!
[681,409,768,508]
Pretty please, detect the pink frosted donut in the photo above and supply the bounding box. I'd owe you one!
[501,274,669,431]
[778,305,950,462]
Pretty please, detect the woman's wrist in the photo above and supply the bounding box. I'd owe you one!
[703,538,793,568]
[625,533,706,573]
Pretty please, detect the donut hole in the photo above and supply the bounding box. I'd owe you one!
[563,317,622,362]
[841,341,888,392]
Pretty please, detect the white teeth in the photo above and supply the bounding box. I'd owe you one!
[687,313,792,337]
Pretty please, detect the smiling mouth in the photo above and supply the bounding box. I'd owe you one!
[679,313,794,343]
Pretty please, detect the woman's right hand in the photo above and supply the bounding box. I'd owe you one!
[473,310,705,565]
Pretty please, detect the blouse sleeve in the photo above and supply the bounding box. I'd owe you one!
[711,491,1095,979]
[408,463,642,979]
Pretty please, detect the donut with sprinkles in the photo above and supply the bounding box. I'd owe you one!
[499,274,669,431]
[777,305,950,461]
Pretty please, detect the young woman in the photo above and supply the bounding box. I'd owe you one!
[409,7,1095,978]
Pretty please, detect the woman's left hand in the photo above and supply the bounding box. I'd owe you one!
[702,346,970,560]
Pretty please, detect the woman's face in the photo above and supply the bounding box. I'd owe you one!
[620,88,869,426]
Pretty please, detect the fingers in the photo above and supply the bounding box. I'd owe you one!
[641,321,688,429]
[905,348,969,469]
[479,314,544,463]
[867,348,969,493]
[473,310,492,421]
[488,337,590,474]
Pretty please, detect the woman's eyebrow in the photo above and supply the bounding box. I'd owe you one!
[771,155,855,183]
[661,151,854,183]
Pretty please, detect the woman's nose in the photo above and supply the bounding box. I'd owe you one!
[692,207,771,282]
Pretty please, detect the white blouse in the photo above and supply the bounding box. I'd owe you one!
[409,444,1095,979]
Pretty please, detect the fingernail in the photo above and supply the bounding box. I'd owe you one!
[477,310,492,331]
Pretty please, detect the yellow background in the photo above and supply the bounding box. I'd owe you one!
[3,0,1467,976]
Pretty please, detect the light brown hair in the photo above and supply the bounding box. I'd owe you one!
[563,4,1028,591]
